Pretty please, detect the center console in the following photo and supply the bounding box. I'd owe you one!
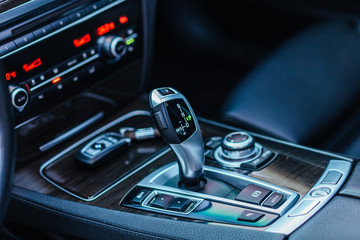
[12,91,353,236]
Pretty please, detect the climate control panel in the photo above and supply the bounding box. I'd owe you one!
[1,0,143,124]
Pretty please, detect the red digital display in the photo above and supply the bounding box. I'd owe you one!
[23,58,42,72]
[119,16,128,24]
[73,33,91,48]
[97,22,115,36]
[5,71,16,81]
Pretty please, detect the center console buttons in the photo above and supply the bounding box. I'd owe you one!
[263,192,284,208]
[149,194,175,209]
[235,184,272,205]
[237,210,265,222]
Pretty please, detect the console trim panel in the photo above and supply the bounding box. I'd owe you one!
[266,159,352,235]
[135,162,300,216]
[39,110,171,201]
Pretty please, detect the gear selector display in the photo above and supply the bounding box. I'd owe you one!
[165,99,196,142]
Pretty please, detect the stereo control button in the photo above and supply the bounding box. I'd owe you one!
[51,17,71,30]
[70,9,88,21]
[0,41,16,56]
[33,24,53,38]
[14,33,35,47]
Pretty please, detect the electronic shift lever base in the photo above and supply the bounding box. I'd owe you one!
[178,174,207,191]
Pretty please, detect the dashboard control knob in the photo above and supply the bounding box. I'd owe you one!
[221,132,256,160]
[97,35,127,61]
[9,86,29,111]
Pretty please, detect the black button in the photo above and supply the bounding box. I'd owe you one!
[205,150,215,160]
[132,189,151,204]
[66,58,79,68]
[51,17,71,30]
[241,150,274,170]
[167,198,191,212]
[87,47,97,56]
[205,141,221,150]
[153,111,168,130]
[70,9,88,21]
[86,64,98,75]
[14,33,35,47]
[150,194,174,209]
[235,184,271,205]
[0,41,16,55]
[321,171,343,185]
[263,192,284,208]
[27,78,39,88]
[86,2,103,12]
[158,88,175,96]
[33,24,53,38]
[237,210,264,222]
[36,74,46,82]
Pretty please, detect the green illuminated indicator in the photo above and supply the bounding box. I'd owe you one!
[186,115,192,121]
[125,38,135,45]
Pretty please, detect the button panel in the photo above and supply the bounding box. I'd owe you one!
[121,187,279,227]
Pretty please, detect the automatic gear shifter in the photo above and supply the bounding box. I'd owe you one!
[149,87,205,189]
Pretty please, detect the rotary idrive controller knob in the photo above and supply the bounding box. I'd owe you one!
[221,132,256,160]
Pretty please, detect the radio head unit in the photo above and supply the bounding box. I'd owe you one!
[0,0,143,124]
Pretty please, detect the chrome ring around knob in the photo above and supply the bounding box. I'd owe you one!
[10,86,29,111]
[214,131,262,168]
[222,131,255,151]
[97,35,127,61]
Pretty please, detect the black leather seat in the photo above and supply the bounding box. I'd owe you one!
[221,21,360,158]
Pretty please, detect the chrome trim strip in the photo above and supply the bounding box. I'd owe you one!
[0,0,36,17]
[0,0,127,59]
[266,159,352,235]
[14,114,40,129]
[39,110,168,202]
[39,111,104,152]
[30,54,100,91]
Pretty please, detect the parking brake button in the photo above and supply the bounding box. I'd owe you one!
[235,184,272,205]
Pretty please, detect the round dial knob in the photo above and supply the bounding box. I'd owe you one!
[10,86,29,110]
[221,132,256,160]
[97,35,127,60]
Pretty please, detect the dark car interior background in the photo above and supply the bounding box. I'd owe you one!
[1,0,360,239]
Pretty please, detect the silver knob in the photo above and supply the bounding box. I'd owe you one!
[221,132,256,160]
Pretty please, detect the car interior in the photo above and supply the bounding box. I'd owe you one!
[1,0,360,239]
